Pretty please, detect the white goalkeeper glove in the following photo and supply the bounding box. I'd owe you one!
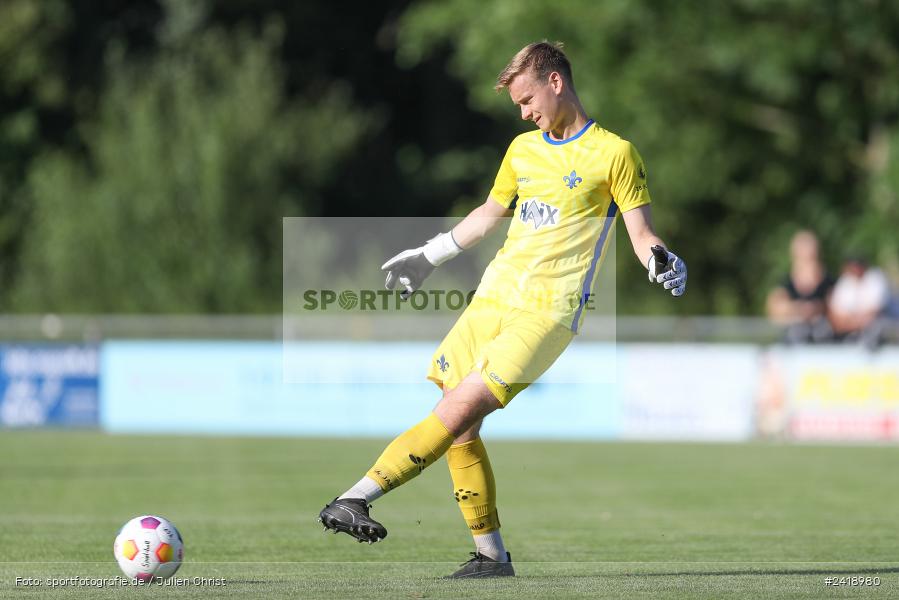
[381,231,462,300]
[647,249,687,297]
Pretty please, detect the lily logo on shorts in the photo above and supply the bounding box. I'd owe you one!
[519,199,559,230]
[436,354,450,373]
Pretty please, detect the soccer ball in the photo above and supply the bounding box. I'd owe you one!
[113,515,184,581]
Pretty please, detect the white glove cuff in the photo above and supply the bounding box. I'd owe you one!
[422,231,463,266]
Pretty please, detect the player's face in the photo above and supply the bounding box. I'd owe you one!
[508,71,562,132]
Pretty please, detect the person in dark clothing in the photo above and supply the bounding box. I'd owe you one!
[766,230,834,343]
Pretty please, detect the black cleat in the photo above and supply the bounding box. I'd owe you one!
[445,552,515,578]
[318,497,387,543]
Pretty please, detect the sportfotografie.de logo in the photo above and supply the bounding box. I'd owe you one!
[299,289,597,312]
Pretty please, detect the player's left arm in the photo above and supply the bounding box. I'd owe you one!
[622,205,688,297]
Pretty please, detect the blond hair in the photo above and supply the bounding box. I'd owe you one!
[495,41,573,91]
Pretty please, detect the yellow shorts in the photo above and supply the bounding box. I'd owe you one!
[426,296,574,406]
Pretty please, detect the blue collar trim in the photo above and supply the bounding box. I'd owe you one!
[543,119,595,145]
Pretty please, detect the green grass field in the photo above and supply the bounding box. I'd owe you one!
[1,431,897,599]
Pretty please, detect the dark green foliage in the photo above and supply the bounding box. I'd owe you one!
[397,0,899,314]
[1,0,897,314]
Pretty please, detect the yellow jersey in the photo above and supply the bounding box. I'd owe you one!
[477,120,651,332]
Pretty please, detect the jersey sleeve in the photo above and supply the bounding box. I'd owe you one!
[609,140,651,212]
[488,138,519,208]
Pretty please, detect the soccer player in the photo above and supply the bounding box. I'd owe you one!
[318,41,687,578]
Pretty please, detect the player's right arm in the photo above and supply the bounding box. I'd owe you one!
[381,196,512,299]
[451,195,513,248]
[382,139,519,299]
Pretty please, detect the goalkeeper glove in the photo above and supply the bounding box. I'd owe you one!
[647,249,687,297]
[381,231,462,300]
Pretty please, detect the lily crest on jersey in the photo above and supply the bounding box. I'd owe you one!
[563,170,582,189]
[519,199,559,230]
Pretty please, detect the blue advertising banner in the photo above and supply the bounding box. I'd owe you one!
[100,341,757,440]
[100,341,622,439]
[0,344,100,427]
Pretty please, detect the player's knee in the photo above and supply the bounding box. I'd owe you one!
[453,419,483,444]
[435,383,499,436]
[460,381,502,419]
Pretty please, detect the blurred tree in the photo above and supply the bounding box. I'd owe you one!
[0,0,162,308]
[5,1,898,315]
[396,0,899,314]
[192,0,509,219]
[1,0,505,313]
[13,1,369,312]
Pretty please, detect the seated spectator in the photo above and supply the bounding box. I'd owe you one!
[766,230,834,344]
[828,255,891,349]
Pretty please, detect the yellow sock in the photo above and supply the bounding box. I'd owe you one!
[366,412,454,492]
[447,438,501,534]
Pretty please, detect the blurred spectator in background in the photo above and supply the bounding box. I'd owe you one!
[766,230,834,344]
[828,256,891,349]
